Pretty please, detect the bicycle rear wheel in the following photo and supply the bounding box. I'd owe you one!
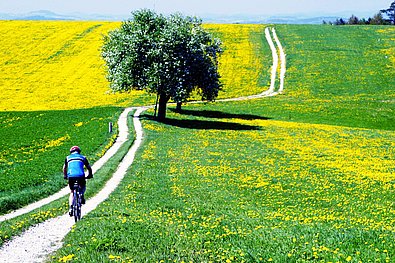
[76,193,82,221]
[73,190,81,222]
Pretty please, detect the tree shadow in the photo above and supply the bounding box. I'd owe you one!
[162,118,261,130]
[169,108,271,121]
[141,109,264,131]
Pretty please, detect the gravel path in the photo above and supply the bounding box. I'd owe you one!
[219,27,285,102]
[0,27,286,263]
[272,28,286,94]
[0,107,135,223]
[0,107,148,262]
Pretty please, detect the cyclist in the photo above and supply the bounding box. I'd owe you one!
[63,145,93,216]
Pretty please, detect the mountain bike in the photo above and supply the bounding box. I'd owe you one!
[71,181,83,222]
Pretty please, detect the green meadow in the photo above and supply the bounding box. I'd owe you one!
[50,25,395,263]
[0,23,267,247]
[0,107,123,215]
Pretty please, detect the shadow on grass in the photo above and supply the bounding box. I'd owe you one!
[162,118,261,130]
[141,108,266,130]
[169,108,271,121]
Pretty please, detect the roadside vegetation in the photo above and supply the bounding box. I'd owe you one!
[52,25,395,262]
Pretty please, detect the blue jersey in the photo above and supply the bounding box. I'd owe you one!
[65,153,89,178]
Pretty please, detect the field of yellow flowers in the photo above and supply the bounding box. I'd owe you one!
[0,21,147,111]
[205,24,271,98]
[0,21,270,246]
[52,25,395,262]
[0,21,269,111]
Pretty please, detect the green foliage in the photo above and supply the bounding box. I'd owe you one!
[0,107,122,214]
[101,9,223,119]
[381,0,395,25]
[371,12,388,25]
[324,2,395,26]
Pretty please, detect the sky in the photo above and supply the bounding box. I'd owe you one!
[0,0,392,17]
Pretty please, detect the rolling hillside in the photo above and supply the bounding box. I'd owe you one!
[53,25,395,262]
[1,21,395,262]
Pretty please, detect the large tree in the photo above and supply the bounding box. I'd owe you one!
[381,1,395,25]
[101,9,223,120]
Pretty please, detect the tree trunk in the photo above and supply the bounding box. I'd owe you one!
[157,93,169,121]
[176,102,182,112]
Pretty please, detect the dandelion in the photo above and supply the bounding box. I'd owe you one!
[74,122,84,127]
[109,254,121,261]
[58,254,74,262]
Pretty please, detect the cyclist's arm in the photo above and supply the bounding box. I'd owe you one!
[84,158,93,178]
[63,159,68,179]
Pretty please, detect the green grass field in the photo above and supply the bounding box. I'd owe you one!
[51,25,395,263]
[0,22,271,249]
[0,112,136,246]
[0,107,122,214]
[0,23,268,219]
[270,24,395,130]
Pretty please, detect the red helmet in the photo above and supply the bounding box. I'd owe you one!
[70,146,81,153]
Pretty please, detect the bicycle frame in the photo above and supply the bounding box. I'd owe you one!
[72,181,82,222]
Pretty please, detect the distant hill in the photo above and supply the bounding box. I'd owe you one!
[0,10,78,20]
[201,14,341,24]
[0,10,345,24]
[0,10,126,21]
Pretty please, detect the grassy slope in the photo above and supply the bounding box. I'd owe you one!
[0,21,152,214]
[52,25,395,262]
[0,107,123,214]
[0,23,267,214]
[1,23,270,246]
[266,25,395,130]
[0,111,136,246]
[0,21,152,111]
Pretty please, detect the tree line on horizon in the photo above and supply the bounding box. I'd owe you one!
[323,0,395,25]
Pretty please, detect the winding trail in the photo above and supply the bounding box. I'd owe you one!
[0,27,285,263]
[0,107,136,223]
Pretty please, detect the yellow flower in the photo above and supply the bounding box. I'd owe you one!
[58,254,75,262]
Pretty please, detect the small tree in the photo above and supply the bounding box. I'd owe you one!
[381,1,395,25]
[370,12,387,25]
[101,9,223,120]
[333,18,346,25]
[348,14,359,25]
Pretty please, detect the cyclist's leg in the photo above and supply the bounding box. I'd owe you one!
[68,178,77,215]
[78,178,87,204]
[69,192,73,207]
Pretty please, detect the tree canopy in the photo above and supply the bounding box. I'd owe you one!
[101,9,223,120]
[381,0,395,25]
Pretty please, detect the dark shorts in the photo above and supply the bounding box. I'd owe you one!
[68,178,86,191]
